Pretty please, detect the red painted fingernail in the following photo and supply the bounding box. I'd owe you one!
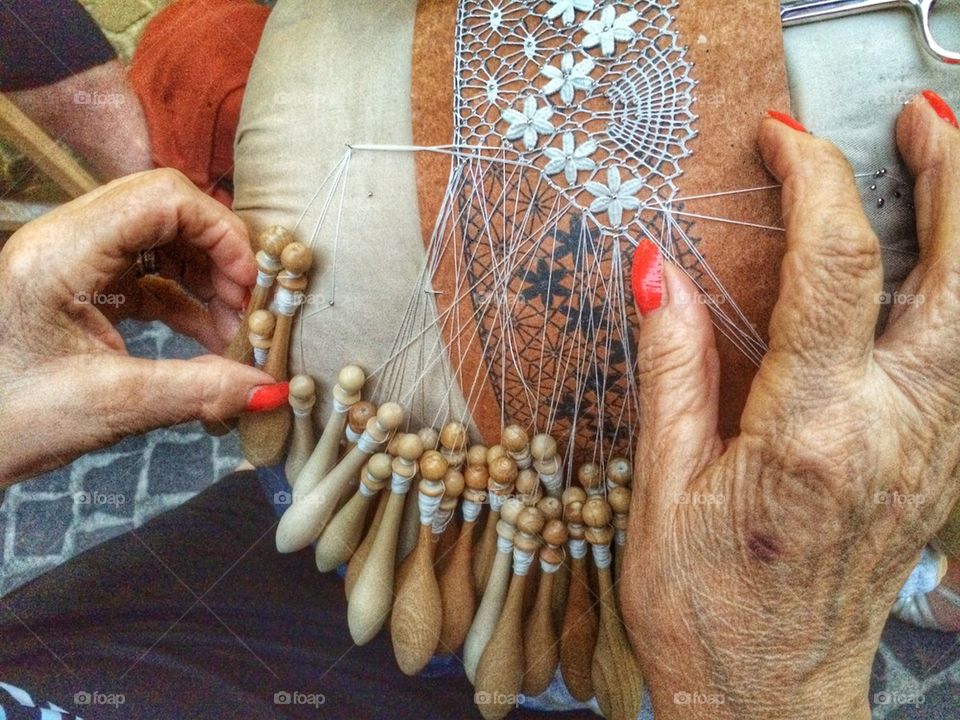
[921,90,958,129]
[242,288,252,311]
[631,239,663,317]
[246,382,289,412]
[767,110,808,133]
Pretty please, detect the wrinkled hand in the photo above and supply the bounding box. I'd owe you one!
[621,95,960,720]
[0,170,275,486]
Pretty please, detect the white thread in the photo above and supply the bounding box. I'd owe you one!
[356,431,381,455]
[513,547,535,576]
[390,472,413,495]
[432,506,454,533]
[497,534,515,554]
[345,426,361,443]
[419,484,444,525]
[275,287,302,317]
[462,499,482,522]
[539,471,563,494]
[568,537,587,559]
[255,269,276,288]
[293,406,312,418]
[540,559,561,574]
[253,347,268,368]
[489,493,505,512]
[359,480,379,497]
[332,399,350,414]
[615,528,627,547]
[592,542,612,569]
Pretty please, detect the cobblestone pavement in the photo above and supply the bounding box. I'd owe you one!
[0,320,244,596]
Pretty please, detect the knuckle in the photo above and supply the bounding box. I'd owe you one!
[812,209,881,279]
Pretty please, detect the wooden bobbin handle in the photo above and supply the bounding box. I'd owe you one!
[315,451,391,572]
[275,403,403,553]
[523,519,568,696]
[347,431,422,645]
[584,496,643,720]
[474,507,544,720]
[294,364,366,494]
[285,374,317,485]
[463,497,523,685]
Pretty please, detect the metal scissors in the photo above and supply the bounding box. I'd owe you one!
[781,0,960,64]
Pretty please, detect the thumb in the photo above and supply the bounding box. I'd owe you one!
[631,240,723,508]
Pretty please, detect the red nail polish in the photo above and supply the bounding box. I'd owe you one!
[922,90,958,129]
[247,382,289,412]
[631,239,663,317]
[767,110,808,133]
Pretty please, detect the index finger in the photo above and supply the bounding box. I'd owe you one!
[757,117,883,375]
[26,168,254,298]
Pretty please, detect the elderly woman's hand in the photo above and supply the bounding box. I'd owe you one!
[621,93,960,720]
[0,169,279,486]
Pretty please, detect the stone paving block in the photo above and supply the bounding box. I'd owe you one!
[79,454,141,520]
[148,435,216,495]
[13,497,73,557]
[22,465,71,494]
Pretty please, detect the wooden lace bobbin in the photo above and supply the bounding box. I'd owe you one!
[205,226,292,436]
[516,468,543,611]
[578,462,604,497]
[345,490,389,600]
[584,497,643,720]
[502,424,532,470]
[559,486,598,702]
[531,433,563,499]
[391,450,449,674]
[275,403,403,553]
[338,401,378,504]
[605,457,632,579]
[439,420,468,469]
[522,518,568,697]
[438,458,487,653]
[238,242,313,466]
[247,309,276,370]
[474,507,545,720]
[397,424,449,563]
[346,400,377,446]
[516,469,542,507]
[232,226,292,360]
[550,488,580,632]
[294,365,366,497]
[314,452,392,572]
[473,455,518,594]
[432,467,464,577]
[609,486,632,582]
[284,375,317,486]
[348,431,422,644]
[463,496,522,685]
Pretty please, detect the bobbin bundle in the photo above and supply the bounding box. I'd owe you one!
[232,227,644,720]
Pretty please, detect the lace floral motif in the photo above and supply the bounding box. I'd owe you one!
[456,0,696,231]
